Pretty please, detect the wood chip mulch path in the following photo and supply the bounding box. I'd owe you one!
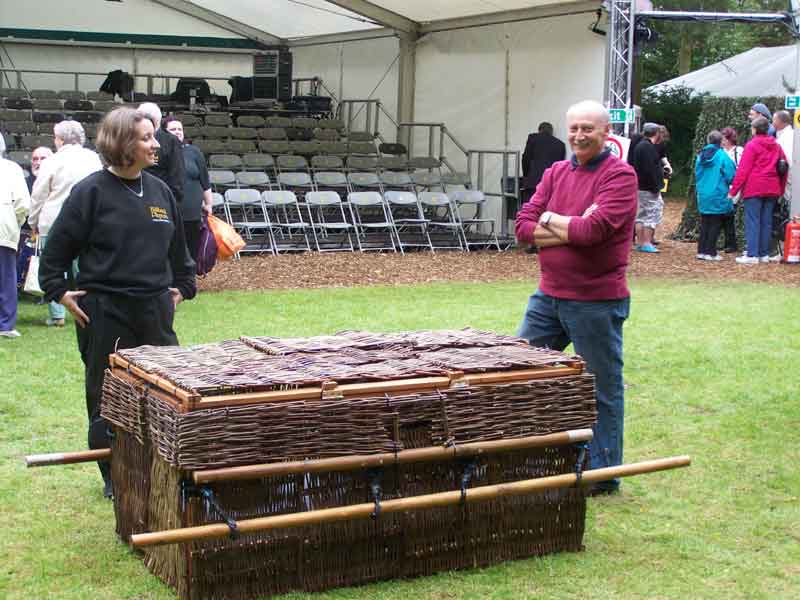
[199,201,800,292]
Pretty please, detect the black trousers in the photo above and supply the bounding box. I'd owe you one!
[698,214,724,256]
[720,210,737,252]
[76,291,178,479]
[184,220,201,263]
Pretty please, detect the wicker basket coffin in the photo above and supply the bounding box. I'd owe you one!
[101,329,597,600]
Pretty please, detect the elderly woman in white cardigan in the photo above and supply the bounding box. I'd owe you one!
[29,120,102,326]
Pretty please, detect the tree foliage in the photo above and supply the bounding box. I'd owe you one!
[641,85,707,194]
[639,0,794,89]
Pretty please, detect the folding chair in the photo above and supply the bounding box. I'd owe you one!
[58,90,86,101]
[377,155,408,172]
[311,155,344,173]
[449,190,501,251]
[203,126,230,140]
[242,153,275,174]
[30,89,58,99]
[205,113,233,127]
[408,156,442,170]
[379,170,415,192]
[289,140,321,156]
[223,188,273,254]
[305,191,354,252]
[346,155,378,173]
[348,192,400,253]
[262,190,312,253]
[209,170,237,194]
[313,128,339,141]
[411,170,444,192]
[346,131,375,142]
[258,128,288,140]
[259,141,291,156]
[278,171,314,199]
[419,191,465,251]
[210,192,226,219]
[235,171,271,191]
[314,171,349,195]
[229,127,258,140]
[183,126,203,140]
[276,154,310,175]
[238,115,266,128]
[226,140,256,154]
[384,191,433,252]
[265,116,292,129]
[291,117,317,130]
[318,118,344,131]
[209,154,243,170]
[348,171,382,193]
[348,142,377,156]
[175,113,202,126]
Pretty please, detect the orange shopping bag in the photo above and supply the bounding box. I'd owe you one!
[206,214,246,260]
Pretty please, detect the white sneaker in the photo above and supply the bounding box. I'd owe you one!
[0,329,21,338]
[696,253,707,260]
[736,256,759,265]
[759,256,770,263]
[707,254,722,261]
[768,254,782,263]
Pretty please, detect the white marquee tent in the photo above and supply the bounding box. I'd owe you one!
[0,0,608,227]
[646,45,799,98]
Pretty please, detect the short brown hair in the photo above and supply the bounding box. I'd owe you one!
[751,116,770,135]
[95,107,149,168]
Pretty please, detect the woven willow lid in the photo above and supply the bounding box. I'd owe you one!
[113,328,581,397]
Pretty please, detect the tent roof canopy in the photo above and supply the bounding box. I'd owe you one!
[176,0,598,43]
[646,45,797,98]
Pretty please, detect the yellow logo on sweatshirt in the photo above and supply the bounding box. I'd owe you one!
[149,206,169,222]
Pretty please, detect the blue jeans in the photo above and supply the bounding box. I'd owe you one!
[39,235,65,321]
[518,290,630,489]
[743,197,776,258]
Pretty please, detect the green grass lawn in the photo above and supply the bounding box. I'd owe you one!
[1,279,799,599]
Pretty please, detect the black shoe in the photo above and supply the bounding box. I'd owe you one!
[652,239,660,246]
[724,248,737,254]
[103,478,114,499]
[586,484,620,497]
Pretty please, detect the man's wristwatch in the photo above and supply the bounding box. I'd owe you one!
[540,212,552,227]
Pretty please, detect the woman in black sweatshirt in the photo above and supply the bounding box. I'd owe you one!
[39,107,196,498]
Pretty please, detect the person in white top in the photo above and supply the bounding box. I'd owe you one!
[0,134,32,338]
[719,127,745,254]
[30,120,103,326]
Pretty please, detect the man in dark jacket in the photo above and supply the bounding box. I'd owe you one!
[521,122,566,201]
[631,122,663,253]
[138,103,185,206]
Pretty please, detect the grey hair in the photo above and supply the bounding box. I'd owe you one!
[706,130,723,145]
[137,102,162,127]
[565,100,610,125]
[642,122,660,138]
[54,120,86,146]
[775,110,792,125]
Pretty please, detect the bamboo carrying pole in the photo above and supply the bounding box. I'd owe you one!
[25,449,112,468]
[132,455,691,548]
[193,428,595,484]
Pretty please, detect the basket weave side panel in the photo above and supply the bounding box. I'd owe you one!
[142,454,188,598]
[115,374,596,470]
[157,445,587,599]
[102,370,148,443]
[112,428,152,541]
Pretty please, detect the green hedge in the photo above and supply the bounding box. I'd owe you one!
[672,95,785,241]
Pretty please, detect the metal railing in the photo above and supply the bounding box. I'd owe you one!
[337,99,398,141]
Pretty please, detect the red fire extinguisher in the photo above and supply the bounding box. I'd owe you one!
[784,217,800,264]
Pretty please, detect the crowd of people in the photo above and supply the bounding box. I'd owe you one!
[1,104,199,497]
[521,101,793,264]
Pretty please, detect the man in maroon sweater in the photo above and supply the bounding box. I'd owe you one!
[515,100,638,495]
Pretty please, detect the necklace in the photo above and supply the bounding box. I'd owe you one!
[109,169,144,198]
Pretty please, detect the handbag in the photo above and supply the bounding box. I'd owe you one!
[206,214,245,260]
[776,157,789,177]
[195,213,218,276]
[23,238,44,297]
